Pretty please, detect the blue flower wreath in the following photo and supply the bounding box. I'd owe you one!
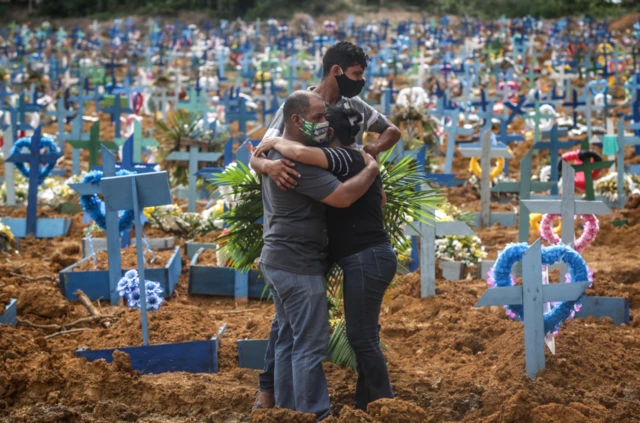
[487,243,591,336]
[79,170,136,233]
[11,136,61,185]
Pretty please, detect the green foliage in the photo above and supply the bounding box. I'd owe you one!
[29,0,638,20]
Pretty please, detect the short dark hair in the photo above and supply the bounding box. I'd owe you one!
[326,106,362,146]
[282,91,322,125]
[322,41,369,79]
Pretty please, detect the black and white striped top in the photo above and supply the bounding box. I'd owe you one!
[322,146,357,178]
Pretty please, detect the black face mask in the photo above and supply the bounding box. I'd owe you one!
[335,71,365,98]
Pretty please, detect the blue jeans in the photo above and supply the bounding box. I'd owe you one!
[259,263,331,420]
[338,242,396,410]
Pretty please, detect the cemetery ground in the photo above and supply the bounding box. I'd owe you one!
[1,180,640,422]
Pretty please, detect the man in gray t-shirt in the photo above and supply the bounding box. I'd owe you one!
[252,91,379,420]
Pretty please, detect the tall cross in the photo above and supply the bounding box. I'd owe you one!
[6,127,62,236]
[614,120,640,207]
[178,88,210,118]
[68,146,123,305]
[68,121,118,169]
[522,164,611,249]
[459,131,514,227]
[405,196,476,297]
[442,109,473,174]
[2,122,16,206]
[63,116,89,175]
[101,94,132,139]
[475,239,590,379]
[100,171,172,346]
[226,97,257,135]
[115,120,158,164]
[492,149,556,242]
[533,124,580,195]
[563,89,586,130]
[165,145,223,212]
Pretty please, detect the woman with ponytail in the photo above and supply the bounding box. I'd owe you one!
[254,105,396,411]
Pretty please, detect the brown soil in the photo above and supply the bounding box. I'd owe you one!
[196,249,219,267]
[191,230,223,244]
[72,248,178,271]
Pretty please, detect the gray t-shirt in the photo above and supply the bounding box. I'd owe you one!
[260,150,341,275]
[263,90,390,145]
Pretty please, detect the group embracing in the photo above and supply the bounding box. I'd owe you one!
[249,40,403,420]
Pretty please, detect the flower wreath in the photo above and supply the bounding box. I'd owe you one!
[487,243,591,336]
[79,170,136,233]
[11,135,61,185]
[469,157,505,180]
[539,214,599,253]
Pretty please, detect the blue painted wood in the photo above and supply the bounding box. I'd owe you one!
[3,218,71,238]
[576,296,630,326]
[59,247,181,301]
[470,212,518,227]
[184,242,216,259]
[5,127,62,236]
[165,146,222,212]
[0,299,17,327]
[475,240,590,379]
[423,174,463,187]
[76,338,220,375]
[238,339,269,369]
[188,250,268,299]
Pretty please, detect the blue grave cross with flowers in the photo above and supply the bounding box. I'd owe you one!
[100,170,172,346]
[475,239,590,379]
[6,127,62,236]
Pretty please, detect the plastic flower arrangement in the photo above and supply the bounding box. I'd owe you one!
[0,220,15,246]
[435,204,486,267]
[0,174,81,207]
[144,202,225,238]
[0,174,29,205]
[117,269,164,310]
[594,172,640,203]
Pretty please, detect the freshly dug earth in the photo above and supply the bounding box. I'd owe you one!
[1,207,639,422]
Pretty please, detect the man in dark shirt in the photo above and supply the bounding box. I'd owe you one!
[253,91,379,420]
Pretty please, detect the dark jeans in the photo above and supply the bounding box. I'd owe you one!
[259,243,396,412]
[338,242,396,410]
[259,264,331,420]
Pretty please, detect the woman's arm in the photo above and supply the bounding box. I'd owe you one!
[255,137,329,169]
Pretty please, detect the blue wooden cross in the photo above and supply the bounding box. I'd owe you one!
[178,88,210,118]
[405,195,476,297]
[100,171,172,346]
[68,146,123,305]
[475,239,590,379]
[563,89,586,130]
[459,131,515,227]
[63,116,90,175]
[101,94,132,138]
[613,119,640,207]
[226,97,257,135]
[165,145,222,212]
[111,133,157,174]
[6,127,62,236]
[492,149,556,242]
[115,120,158,164]
[533,124,581,195]
[442,108,473,174]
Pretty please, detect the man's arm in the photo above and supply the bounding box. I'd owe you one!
[363,123,402,157]
[320,152,379,208]
[249,154,301,190]
[248,104,301,190]
[352,97,402,157]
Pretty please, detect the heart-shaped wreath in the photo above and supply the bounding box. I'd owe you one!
[79,169,136,233]
[539,214,599,253]
[487,243,592,336]
[11,135,61,185]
